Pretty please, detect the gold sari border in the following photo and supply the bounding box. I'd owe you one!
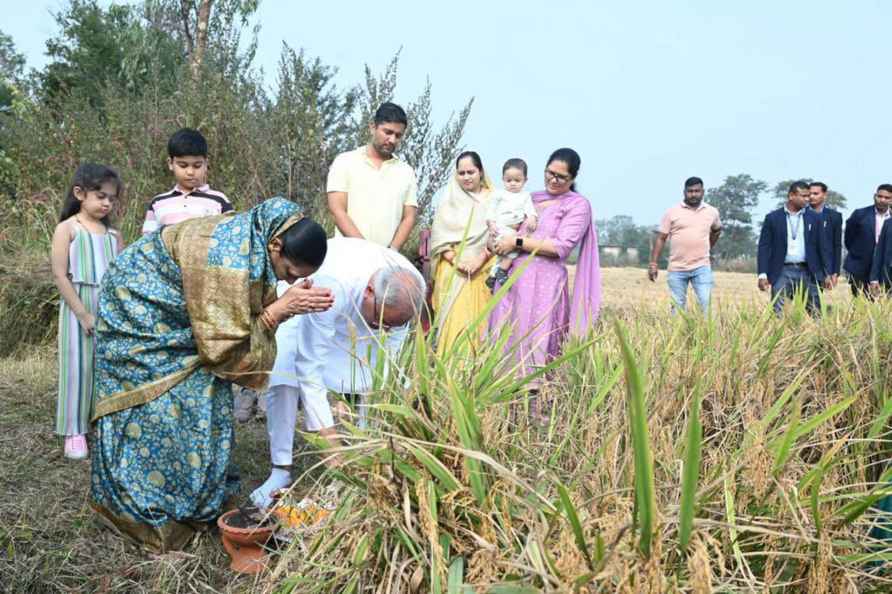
[92,360,200,421]
[91,501,202,553]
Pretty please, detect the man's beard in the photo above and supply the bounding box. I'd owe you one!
[373,142,394,157]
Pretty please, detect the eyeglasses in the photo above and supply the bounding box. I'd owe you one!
[368,292,395,331]
[545,169,572,184]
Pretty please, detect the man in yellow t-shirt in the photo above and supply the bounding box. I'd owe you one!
[326,102,418,249]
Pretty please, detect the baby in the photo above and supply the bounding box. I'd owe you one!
[485,158,538,291]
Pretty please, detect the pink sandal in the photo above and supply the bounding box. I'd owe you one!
[64,434,89,460]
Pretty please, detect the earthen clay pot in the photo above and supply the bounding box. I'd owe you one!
[217,509,274,574]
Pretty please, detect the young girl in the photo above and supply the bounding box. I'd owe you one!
[51,164,124,459]
[485,158,538,291]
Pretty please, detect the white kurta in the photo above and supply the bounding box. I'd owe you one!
[269,237,419,429]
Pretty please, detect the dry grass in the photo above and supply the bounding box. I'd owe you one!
[597,266,853,310]
[0,268,887,593]
[0,251,58,357]
[266,279,892,593]
[0,347,322,593]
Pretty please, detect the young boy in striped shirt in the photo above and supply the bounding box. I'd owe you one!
[141,128,232,235]
[143,130,261,420]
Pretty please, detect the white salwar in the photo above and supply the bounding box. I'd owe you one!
[265,237,418,466]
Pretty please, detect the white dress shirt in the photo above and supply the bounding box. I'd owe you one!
[876,208,891,243]
[784,206,806,264]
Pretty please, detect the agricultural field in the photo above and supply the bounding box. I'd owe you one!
[0,268,890,593]
[596,267,853,310]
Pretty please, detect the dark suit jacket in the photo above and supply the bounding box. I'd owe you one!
[869,218,892,286]
[757,207,830,285]
[844,206,880,280]
[814,206,842,275]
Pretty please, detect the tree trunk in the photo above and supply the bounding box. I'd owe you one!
[184,0,213,79]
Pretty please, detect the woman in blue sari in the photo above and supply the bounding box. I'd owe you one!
[90,197,333,551]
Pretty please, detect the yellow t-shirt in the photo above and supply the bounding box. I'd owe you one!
[326,146,419,246]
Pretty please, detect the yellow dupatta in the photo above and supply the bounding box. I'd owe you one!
[429,176,493,321]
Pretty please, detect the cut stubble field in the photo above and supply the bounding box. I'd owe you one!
[595,266,853,310]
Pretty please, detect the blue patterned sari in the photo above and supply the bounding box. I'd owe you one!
[91,198,303,551]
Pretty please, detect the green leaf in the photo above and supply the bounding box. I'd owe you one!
[557,482,594,570]
[447,557,465,594]
[790,395,856,442]
[770,394,801,476]
[810,465,824,538]
[486,585,540,594]
[615,320,657,558]
[678,383,703,552]
[405,443,462,493]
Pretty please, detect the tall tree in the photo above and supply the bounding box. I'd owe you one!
[0,30,25,113]
[167,0,259,80]
[0,30,25,195]
[772,178,847,209]
[0,31,25,85]
[597,215,656,266]
[40,0,184,106]
[706,174,767,262]
[264,43,358,222]
[180,0,213,78]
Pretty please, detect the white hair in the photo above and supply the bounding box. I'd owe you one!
[372,265,426,320]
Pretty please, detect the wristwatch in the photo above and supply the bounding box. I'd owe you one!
[515,236,524,249]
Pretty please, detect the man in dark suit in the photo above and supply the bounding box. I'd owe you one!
[757,180,832,314]
[869,218,892,295]
[843,184,892,297]
[808,181,843,288]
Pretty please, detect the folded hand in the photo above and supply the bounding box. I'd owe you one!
[280,280,335,316]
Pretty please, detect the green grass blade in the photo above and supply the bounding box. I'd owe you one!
[615,320,657,558]
[406,443,462,493]
[487,586,541,594]
[447,557,464,594]
[790,394,856,441]
[678,383,703,552]
[771,395,801,476]
[557,482,595,570]
[724,471,748,577]
[810,465,824,538]
[838,466,892,525]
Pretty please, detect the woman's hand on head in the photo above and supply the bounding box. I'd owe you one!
[279,282,335,317]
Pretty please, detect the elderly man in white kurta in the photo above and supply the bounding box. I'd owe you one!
[251,237,425,509]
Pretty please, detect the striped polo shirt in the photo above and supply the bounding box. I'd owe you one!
[141,184,232,234]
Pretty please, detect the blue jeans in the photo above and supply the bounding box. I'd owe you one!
[770,263,821,314]
[667,266,713,312]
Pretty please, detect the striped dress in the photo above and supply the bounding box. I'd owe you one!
[56,225,118,436]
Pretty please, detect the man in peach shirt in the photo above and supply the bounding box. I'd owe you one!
[648,177,722,312]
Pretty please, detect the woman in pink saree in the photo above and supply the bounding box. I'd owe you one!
[489,148,601,391]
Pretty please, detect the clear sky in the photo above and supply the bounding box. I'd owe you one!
[5,0,892,223]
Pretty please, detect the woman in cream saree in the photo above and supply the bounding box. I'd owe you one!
[430,151,495,351]
[90,198,331,551]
